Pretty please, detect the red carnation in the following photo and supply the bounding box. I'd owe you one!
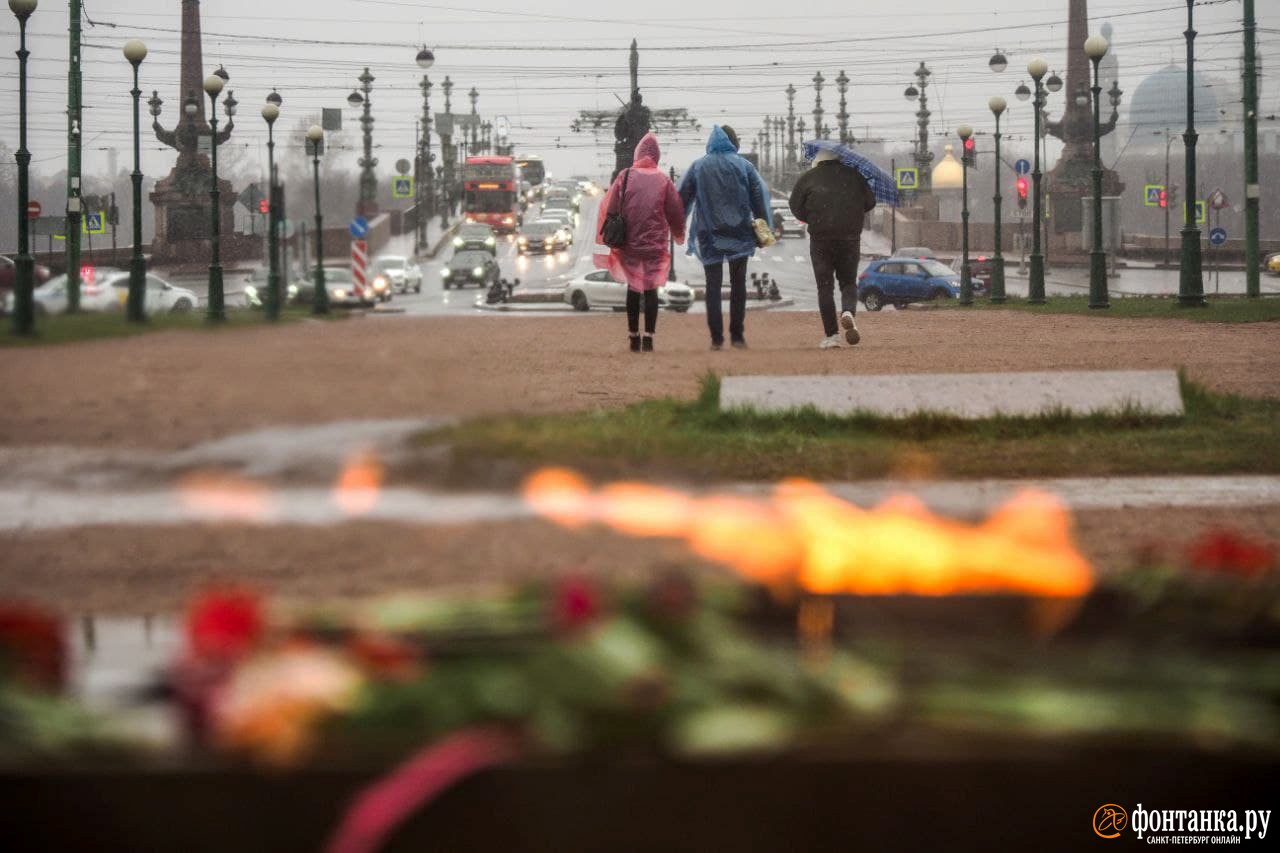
[186,587,266,662]
[551,575,601,634]
[1187,529,1275,579]
[0,602,67,691]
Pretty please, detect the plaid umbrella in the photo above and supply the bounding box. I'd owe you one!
[802,140,900,208]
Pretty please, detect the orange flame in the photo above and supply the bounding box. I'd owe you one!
[523,469,1093,598]
[333,450,386,516]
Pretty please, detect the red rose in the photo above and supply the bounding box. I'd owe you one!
[186,587,266,662]
[1187,529,1275,579]
[552,576,601,633]
[0,602,66,691]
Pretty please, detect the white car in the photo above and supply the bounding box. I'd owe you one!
[533,218,574,248]
[370,256,422,295]
[770,204,806,237]
[34,268,197,315]
[320,266,377,308]
[565,270,693,313]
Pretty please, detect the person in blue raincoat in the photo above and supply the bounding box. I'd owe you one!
[678,125,772,350]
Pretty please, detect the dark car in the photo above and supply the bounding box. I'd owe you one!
[517,221,568,255]
[442,250,500,290]
[950,255,998,292]
[0,255,53,314]
[453,223,498,255]
[857,258,961,311]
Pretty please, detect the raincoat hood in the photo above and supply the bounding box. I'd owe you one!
[633,132,660,167]
[705,125,737,155]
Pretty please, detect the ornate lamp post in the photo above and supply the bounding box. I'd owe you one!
[989,96,1007,303]
[835,70,850,144]
[812,71,825,139]
[123,39,148,323]
[468,86,479,157]
[306,125,328,315]
[440,76,454,228]
[1178,0,1205,306]
[416,45,435,254]
[261,97,281,321]
[957,124,974,306]
[348,68,378,218]
[1084,34,1110,310]
[203,70,229,322]
[1026,57,1049,304]
[9,0,38,336]
[785,84,797,171]
[904,63,933,192]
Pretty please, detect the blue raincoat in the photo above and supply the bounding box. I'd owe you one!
[677,126,772,266]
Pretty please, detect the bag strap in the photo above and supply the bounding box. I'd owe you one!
[610,168,632,215]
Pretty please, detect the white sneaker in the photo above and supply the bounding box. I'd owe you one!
[840,311,860,345]
[819,334,842,349]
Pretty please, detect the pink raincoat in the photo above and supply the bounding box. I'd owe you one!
[594,133,685,292]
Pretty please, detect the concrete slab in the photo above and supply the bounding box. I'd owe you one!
[720,370,1184,419]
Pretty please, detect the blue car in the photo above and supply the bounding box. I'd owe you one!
[857,258,966,311]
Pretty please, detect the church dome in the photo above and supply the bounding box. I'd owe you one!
[1127,64,1220,129]
[932,144,963,190]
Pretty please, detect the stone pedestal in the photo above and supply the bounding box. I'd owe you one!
[149,158,235,264]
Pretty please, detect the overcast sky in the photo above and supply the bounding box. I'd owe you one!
[2,0,1275,188]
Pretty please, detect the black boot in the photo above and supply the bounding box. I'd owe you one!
[641,335,654,352]
[629,335,641,353]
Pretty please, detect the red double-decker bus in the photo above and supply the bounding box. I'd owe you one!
[461,156,520,234]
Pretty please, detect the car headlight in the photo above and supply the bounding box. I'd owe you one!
[244,284,258,297]
[334,289,346,299]
[485,236,496,247]
[472,266,484,278]
[453,237,464,248]
[373,276,388,290]
[440,268,450,277]
[518,237,528,245]
[287,284,298,297]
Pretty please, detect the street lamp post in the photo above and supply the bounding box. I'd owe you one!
[1085,34,1110,310]
[835,70,850,144]
[812,72,825,139]
[668,166,678,283]
[1026,57,1048,304]
[1178,0,1206,307]
[9,0,38,336]
[988,96,1007,303]
[349,68,378,219]
[785,84,797,173]
[307,125,328,315]
[415,48,435,253]
[123,39,148,323]
[204,71,228,322]
[904,62,934,192]
[957,124,974,306]
[261,98,281,321]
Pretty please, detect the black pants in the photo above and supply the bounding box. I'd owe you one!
[626,289,659,335]
[810,237,861,337]
[704,257,748,345]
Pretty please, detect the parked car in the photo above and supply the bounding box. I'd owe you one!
[321,266,377,308]
[895,246,941,262]
[856,258,961,311]
[453,223,498,255]
[0,255,53,313]
[1266,253,1280,277]
[564,270,693,313]
[370,255,422,295]
[33,268,197,315]
[770,204,805,238]
[949,255,996,293]
[517,221,569,255]
[442,250,501,290]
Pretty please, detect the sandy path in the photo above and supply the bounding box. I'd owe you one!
[2,311,1277,449]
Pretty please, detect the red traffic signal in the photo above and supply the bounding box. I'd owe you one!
[1016,176,1029,198]
[962,137,977,168]
[1159,190,1167,209]
[258,199,270,215]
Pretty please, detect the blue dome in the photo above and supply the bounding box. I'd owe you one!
[1128,64,1220,129]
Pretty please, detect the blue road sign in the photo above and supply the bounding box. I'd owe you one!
[84,212,105,235]
[1014,159,1031,176]
[1209,227,1228,247]
[349,216,369,239]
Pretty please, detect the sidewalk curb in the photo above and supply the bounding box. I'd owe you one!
[421,222,461,261]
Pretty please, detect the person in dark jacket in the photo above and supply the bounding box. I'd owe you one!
[678,125,772,350]
[789,149,877,348]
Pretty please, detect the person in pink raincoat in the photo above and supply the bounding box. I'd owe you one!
[595,132,685,353]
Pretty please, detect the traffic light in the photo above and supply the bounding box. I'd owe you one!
[1159,189,1167,209]
[962,137,977,168]
[1167,185,1179,210]
[1016,176,1029,209]
[258,199,270,215]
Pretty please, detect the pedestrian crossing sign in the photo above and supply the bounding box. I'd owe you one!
[1184,201,1206,226]
[1144,184,1165,207]
[392,177,415,199]
[83,212,105,235]
[895,168,919,191]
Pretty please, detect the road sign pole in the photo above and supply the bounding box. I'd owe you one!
[990,114,1006,304]
[127,59,147,324]
[890,158,897,256]
[1242,0,1260,298]
[11,8,35,335]
[65,0,84,314]
[1178,0,1206,307]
